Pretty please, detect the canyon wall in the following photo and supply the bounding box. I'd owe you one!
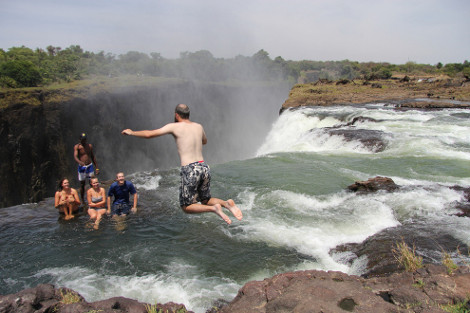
[0,80,289,207]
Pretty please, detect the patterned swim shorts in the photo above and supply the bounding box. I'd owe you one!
[179,161,211,207]
[77,163,95,181]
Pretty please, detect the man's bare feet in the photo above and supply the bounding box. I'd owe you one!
[226,199,243,221]
[214,204,232,225]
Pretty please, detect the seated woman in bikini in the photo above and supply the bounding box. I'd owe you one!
[86,177,107,229]
[55,178,81,220]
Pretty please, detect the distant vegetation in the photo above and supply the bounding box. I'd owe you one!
[0,45,469,88]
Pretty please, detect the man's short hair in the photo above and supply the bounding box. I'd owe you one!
[175,104,190,119]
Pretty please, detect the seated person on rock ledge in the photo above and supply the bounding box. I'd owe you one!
[86,177,107,229]
[54,178,81,220]
[107,172,138,217]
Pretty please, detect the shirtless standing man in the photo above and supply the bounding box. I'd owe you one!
[74,133,99,203]
[121,104,242,225]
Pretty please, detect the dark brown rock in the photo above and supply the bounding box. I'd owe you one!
[87,297,147,313]
[0,284,191,313]
[0,284,59,313]
[337,228,469,278]
[2,267,470,313]
[455,203,470,217]
[324,128,388,152]
[450,185,470,217]
[221,270,399,313]
[343,116,382,127]
[348,176,399,193]
[221,265,470,313]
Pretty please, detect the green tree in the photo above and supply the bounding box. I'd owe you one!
[0,59,43,87]
[252,49,270,62]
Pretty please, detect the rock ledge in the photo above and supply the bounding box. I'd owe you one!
[220,264,470,313]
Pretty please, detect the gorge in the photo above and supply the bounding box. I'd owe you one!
[1,76,470,312]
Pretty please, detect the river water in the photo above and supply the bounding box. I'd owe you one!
[1,104,469,312]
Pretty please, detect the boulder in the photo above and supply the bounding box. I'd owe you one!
[343,116,382,127]
[2,266,470,313]
[348,176,399,193]
[333,224,469,277]
[325,128,388,152]
[220,270,397,313]
[0,284,191,313]
[450,185,470,217]
[220,265,470,313]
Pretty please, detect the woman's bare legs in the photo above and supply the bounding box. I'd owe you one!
[94,209,106,229]
[64,203,74,220]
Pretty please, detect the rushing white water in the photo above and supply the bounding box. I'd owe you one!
[257,105,470,161]
[1,104,469,313]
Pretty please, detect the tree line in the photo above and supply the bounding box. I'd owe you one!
[0,45,469,88]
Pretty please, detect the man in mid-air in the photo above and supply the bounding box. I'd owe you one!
[121,104,242,224]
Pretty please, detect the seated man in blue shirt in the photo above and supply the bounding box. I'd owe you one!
[107,172,138,216]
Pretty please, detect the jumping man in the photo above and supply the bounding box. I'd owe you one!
[121,104,242,224]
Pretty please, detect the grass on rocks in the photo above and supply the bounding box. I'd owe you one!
[392,240,423,272]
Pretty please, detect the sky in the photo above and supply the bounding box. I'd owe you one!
[1,0,469,65]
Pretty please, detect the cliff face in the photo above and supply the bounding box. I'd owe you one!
[0,80,289,208]
[0,102,67,206]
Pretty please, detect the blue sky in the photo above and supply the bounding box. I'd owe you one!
[1,0,469,64]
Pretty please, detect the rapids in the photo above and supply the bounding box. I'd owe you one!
[1,104,469,313]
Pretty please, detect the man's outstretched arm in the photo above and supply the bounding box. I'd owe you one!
[122,124,175,139]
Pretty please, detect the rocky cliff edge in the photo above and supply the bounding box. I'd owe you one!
[281,75,470,112]
[1,264,469,313]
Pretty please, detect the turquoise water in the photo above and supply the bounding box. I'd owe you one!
[1,104,469,312]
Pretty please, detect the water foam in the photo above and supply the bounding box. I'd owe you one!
[35,261,239,313]
[257,106,470,160]
[130,171,162,190]
[236,189,399,274]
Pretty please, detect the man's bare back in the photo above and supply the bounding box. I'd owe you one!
[121,103,242,224]
[158,120,207,166]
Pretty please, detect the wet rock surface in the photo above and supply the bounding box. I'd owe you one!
[219,265,470,313]
[347,176,399,193]
[325,128,389,152]
[451,186,470,217]
[332,224,469,278]
[341,177,470,277]
[3,265,469,313]
[0,284,190,313]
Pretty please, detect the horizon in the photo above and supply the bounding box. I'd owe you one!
[1,44,467,67]
[1,1,469,65]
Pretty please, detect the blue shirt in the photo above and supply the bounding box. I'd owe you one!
[108,181,136,204]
